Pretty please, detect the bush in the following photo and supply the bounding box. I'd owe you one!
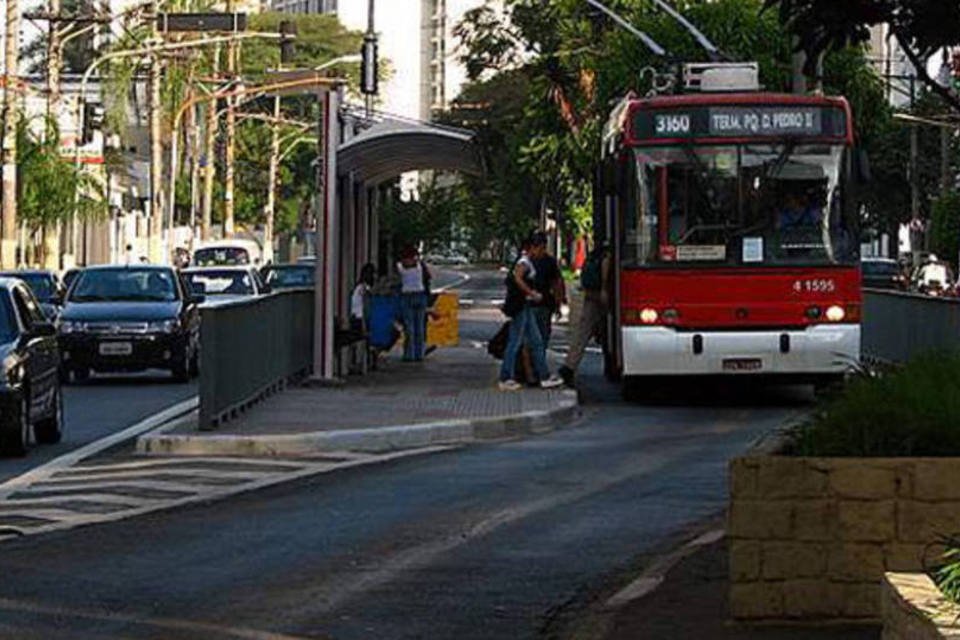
[935,535,960,604]
[792,353,960,457]
[930,191,960,269]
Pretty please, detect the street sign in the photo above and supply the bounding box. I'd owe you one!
[156,13,247,33]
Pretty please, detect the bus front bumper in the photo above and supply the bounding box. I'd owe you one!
[621,324,860,377]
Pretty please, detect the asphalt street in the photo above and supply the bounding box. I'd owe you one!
[0,266,812,639]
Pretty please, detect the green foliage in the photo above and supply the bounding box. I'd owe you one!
[764,0,960,113]
[936,537,960,604]
[17,118,106,232]
[931,191,960,267]
[793,353,960,457]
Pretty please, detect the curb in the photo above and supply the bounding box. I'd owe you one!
[136,390,580,457]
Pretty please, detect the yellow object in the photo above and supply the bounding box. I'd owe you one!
[427,292,459,347]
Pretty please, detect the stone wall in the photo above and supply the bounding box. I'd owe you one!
[882,572,960,639]
[729,456,960,622]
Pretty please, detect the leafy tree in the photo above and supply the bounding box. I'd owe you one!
[930,191,960,268]
[763,0,960,113]
[18,118,106,264]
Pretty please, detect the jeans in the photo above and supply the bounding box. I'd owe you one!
[532,305,553,345]
[400,292,428,361]
[500,305,550,382]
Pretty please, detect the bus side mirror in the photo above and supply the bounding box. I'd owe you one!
[854,148,872,184]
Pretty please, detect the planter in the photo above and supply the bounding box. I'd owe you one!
[882,572,960,639]
[728,455,960,622]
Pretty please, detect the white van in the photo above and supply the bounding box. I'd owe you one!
[191,240,263,267]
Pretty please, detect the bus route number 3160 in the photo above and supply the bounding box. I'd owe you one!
[655,114,691,135]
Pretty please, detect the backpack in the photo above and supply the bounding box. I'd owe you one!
[580,248,605,291]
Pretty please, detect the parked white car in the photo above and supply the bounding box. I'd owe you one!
[192,240,263,267]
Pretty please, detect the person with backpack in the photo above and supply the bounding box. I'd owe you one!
[397,246,431,362]
[499,234,564,391]
[558,241,612,387]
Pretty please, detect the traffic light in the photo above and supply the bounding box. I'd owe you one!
[279,20,296,65]
[80,101,104,145]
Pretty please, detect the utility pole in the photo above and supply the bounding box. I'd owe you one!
[45,0,62,269]
[201,43,220,242]
[223,0,237,237]
[148,0,164,263]
[362,0,376,118]
[263,20,295,265]
[2,0,21,268]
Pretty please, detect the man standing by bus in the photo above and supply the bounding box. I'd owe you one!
[559,241,611,387]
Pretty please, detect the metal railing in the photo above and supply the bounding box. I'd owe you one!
[199,289,314,430]
[862,289,960,363]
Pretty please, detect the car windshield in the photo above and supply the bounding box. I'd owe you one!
[185,270,255,296]
[69,269,178,302]
[3,273,55,301]
[626,144,857,267]
[194,247,251,266]
[264,266,314,288]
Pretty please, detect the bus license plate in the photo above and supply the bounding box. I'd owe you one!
[723,358,762,372]
[99,341,133,356]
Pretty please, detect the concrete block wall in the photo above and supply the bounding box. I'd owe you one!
[729,456,960,622]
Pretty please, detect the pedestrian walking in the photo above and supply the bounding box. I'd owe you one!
[559,241,612,387]
[529,231,565,349]
[499,236,564,391]
[397,246,430,362]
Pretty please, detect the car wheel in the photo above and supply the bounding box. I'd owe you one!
[34,385,63,445]
[0,391,30,457]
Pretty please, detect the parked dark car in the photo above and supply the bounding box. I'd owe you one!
[261,263,315,290]
[0,278,63,456]
[57,265,202,383]
[861,258,908,291]
[0,270,64,320]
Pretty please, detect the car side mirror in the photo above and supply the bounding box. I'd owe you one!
[30,322,56,337]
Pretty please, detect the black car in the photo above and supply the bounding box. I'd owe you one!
[861,258,907,291]
[261,263,315,290]
[0,270,64,321]
[0,278,63,456]
[57,265,203,382]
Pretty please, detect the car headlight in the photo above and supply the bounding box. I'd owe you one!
[147,319,180,333]
[2,356,22,386]
[57,319,83,334]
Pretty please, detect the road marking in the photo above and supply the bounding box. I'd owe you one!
[435,272,471,292]
[0,447,453,543]
[0,596,313,640]
[0,396,199,501]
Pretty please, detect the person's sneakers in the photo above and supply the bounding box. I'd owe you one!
[498,379,523,392]
[540,375,564,390]
[558,365,575,387]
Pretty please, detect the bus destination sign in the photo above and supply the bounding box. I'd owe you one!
[632,104,847,143]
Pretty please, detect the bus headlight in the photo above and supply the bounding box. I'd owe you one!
[640,308,659,324]
[825,305,846,322]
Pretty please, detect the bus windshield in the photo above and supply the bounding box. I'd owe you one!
[624,144,857,267]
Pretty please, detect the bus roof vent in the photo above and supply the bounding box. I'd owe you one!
[683,62,760,92]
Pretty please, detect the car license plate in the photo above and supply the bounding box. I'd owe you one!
[99,341,133,356]
[723,358,762,372]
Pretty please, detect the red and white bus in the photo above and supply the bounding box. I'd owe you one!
[597,64,861,396]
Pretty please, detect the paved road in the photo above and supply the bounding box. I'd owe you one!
[0,267,811,639]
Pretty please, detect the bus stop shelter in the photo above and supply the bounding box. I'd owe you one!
[312,101,483,380]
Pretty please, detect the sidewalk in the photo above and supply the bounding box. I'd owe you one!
[138,346,578,457]
[598,537,881,640]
